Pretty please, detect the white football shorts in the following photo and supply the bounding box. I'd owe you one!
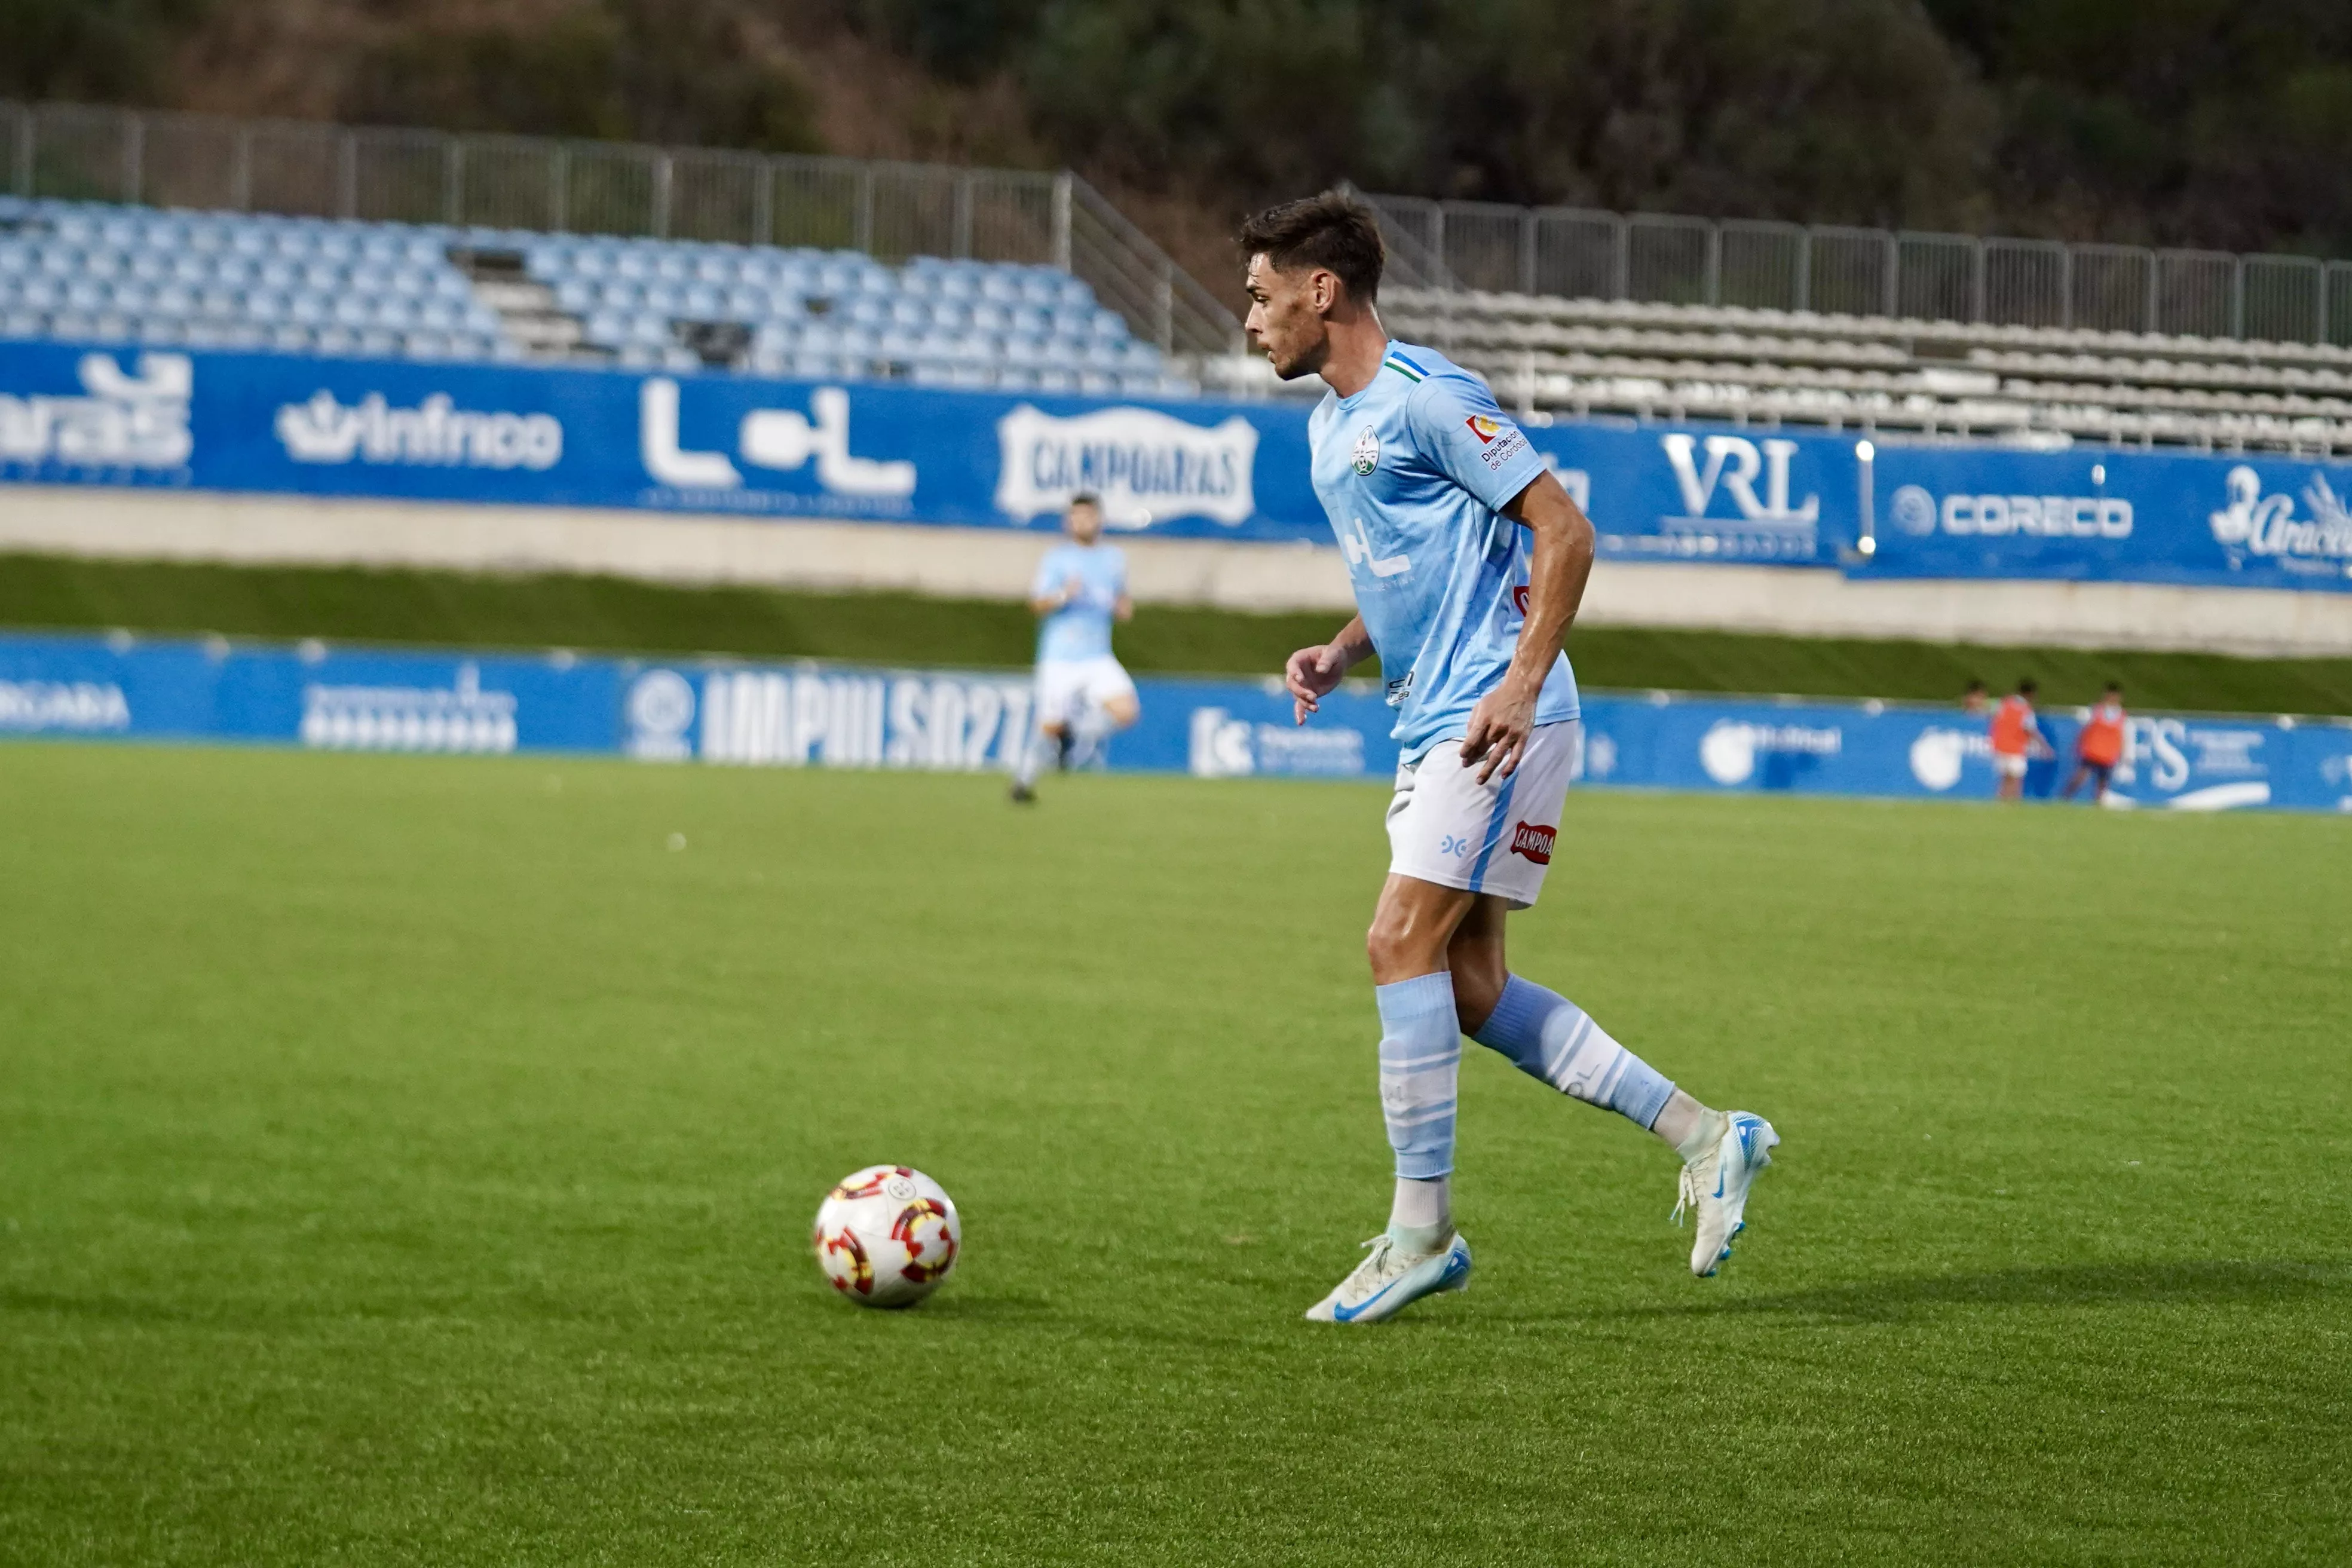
[1035,656,1137,727]
[1385,719,1580,910]
[1993,751,2028,779]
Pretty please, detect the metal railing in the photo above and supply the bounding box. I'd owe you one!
[0,99,1244,356]
[1364,189,2352,348]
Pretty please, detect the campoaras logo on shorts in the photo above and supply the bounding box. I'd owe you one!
[1509,821,1554,863]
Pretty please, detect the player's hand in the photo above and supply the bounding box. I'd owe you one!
[1285,644,1348,725]
[1460,682,1538,783]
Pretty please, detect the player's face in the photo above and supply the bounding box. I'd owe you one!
[1244,254,1331,380]
[1065,503,1103,543]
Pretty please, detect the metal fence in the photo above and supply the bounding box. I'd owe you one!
[1364,189,2352,348]
[0,100,1244,356]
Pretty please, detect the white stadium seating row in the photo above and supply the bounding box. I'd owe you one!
[1378,288,2352,453]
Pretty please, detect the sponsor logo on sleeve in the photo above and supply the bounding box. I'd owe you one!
[1508,821,1555,863]
[1464,414,1530,471]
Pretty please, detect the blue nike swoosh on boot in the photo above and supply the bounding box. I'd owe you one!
[1329,1244,1469,1322]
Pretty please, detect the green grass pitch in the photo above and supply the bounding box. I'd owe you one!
[2,743,2346,1565]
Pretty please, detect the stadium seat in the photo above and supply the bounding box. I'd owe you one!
[1375,285,2352,451]
[0,195,1165,391]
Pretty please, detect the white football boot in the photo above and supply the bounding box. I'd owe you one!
[1303,1231,1473,1324]
[1672,1111,1779,1278]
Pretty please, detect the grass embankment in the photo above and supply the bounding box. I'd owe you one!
[3,551,2348,713]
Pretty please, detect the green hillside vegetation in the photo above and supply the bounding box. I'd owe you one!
[5,1,2352,264]
[4,552,2346,716]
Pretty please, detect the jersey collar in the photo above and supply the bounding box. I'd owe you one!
[1337,342,1426,410]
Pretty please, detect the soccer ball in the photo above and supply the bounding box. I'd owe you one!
[811,1165,961,1307]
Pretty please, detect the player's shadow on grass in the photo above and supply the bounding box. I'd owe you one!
[1622,1260,2341,1323]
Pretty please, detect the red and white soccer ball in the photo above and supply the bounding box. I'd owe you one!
[811,1165,961,1308]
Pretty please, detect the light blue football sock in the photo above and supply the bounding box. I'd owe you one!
[1472,974,1675,1131]
[1376,972,1461,1181]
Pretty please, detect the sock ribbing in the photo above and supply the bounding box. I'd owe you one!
[1376,972,1460,1181]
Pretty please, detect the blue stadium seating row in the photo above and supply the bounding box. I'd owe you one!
[0,197,1184,393]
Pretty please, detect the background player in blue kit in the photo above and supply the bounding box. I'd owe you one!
[1011,493,1138,803]
[1240,192,1781,1323]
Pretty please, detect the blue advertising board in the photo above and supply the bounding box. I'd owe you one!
[0,338,1858,565]
[5,336,2350,589]
[6,630,2346,814]
[1870,443,2352,594]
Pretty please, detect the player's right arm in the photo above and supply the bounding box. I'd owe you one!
[1028,551,1072,619]
[1285,617,1374,724]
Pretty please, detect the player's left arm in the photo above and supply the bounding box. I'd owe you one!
[1461,473,1595,782]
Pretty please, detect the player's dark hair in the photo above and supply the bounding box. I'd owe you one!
[1069,492,1101,509]
[1238,191,1385,303]
[2018,678,2038,695]
[2104,679,2121,693]
[1964,678,1985,692]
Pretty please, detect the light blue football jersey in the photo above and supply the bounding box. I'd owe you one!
[1031,540,1127,663]
[1307,341,1579,759]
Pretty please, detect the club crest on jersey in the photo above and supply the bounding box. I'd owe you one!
[1463,414,1530,471]
[1351,426,1380,476]
[1509,821,1554,864]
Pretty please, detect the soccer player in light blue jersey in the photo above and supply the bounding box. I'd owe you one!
[1239,192,1780,1323]
[1011,493,1138,803]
